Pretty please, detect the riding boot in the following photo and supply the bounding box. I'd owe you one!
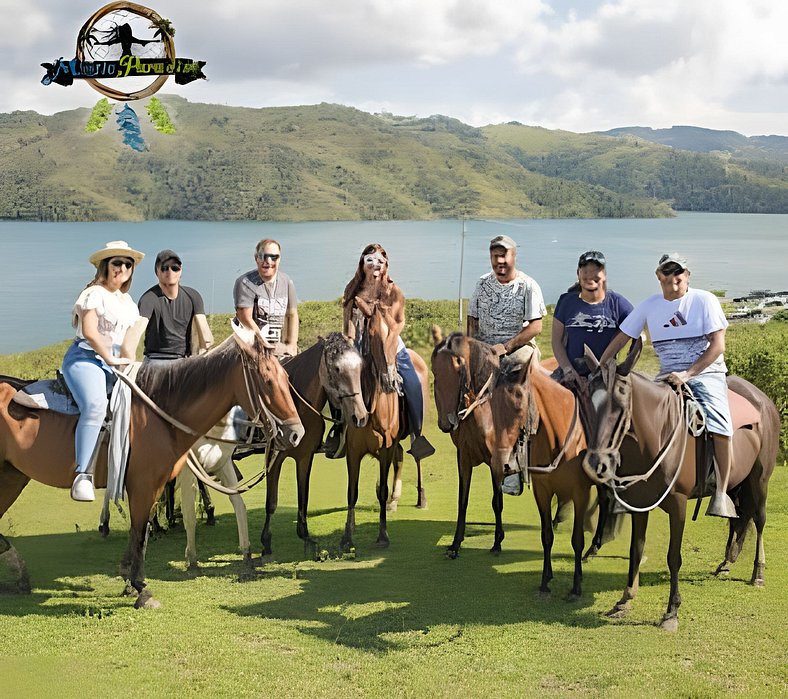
[706,434,737,518]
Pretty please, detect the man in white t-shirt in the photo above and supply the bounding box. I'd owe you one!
[600,253,736,518]
[467,234,547,371]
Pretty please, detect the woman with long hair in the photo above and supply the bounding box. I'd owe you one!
[324,243,434,460]
[62,240,144,501]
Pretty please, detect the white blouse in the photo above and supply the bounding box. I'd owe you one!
[72,285,140,354]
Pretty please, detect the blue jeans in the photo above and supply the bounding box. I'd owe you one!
[62,342,115,474]
[397,347,423,435]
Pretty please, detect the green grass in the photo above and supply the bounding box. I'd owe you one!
[1,301,785,697]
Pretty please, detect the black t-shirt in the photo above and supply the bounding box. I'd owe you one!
[138,285,205,359]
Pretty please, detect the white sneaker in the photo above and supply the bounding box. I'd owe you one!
[71,473,95,502]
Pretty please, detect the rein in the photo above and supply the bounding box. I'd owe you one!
[528,397,581,474]
[605,382,704,513]
[458,371,495,422]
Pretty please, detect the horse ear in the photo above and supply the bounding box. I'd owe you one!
[617,336,643,376]
[583,344,600,372]
[431,325,444,347]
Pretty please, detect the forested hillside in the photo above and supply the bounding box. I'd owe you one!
[1,97,785,222]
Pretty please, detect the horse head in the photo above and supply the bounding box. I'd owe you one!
[319,332,368,428]
[581,337,642,484]
[489,359,535,474]
[431,329,499,434]
[232,320,305,449]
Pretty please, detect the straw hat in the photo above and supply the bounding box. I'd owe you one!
[88,240,145,267]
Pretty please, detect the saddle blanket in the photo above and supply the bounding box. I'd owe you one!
[12,379,80,415]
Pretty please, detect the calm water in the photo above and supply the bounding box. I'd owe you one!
[0,212,785,354]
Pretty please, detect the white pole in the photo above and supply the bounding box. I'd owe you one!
[458,217,466,327]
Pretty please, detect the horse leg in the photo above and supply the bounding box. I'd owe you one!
[165,480,176,528]
[221,460,251,565]
[375,447,393,547]
[750,495,767,587]
[341,451,361,552]
[447,452,471,559]
[569,488,590,600]
[584,485,608,560]
[535,486,554,594]
[659,494,687,632]
[295,455,316,548]
[198,480,216,526]
[415,451,427,509]
[607,511,648,618]
[260,454,284,557]
[714,516,749,577]
[387,444,403,513]
[179,470,199,569]
[126,489,161,610]
[489,464,505,554]
[0,463,31,594]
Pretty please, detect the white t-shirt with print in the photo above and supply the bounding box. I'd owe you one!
[619,287,728,375]
[73,285,140,354]
[468,270,546,345]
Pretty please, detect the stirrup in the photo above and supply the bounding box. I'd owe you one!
[706,492,738,518]
[407,435,435,461]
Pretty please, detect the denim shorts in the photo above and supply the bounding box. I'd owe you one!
[688,372,733,437]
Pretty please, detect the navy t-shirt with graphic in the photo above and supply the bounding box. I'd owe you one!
[553,289,634,373]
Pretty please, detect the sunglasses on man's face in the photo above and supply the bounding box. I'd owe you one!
[160,264,181,273]
[110,258,133,269]
[660,265,685,277]
[257,253,280,262]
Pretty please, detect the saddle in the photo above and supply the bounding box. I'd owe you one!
[11,372,80,414]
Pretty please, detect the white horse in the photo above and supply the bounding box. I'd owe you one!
[178,406,251,568]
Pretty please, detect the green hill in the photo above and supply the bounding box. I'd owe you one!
[1,97,785,221]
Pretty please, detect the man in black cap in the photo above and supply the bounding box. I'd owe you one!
[133,249,214,362]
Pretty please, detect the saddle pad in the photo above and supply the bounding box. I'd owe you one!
[728,389,760,432]
[12,379,80,415]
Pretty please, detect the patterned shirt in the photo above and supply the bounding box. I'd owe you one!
[468,270,546,345]
[233,269,297,344]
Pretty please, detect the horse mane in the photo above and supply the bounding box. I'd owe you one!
[433,332,499,393]
[136,335,268,413]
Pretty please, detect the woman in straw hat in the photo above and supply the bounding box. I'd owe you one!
[62,241,145,502]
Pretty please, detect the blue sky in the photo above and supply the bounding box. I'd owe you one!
[3,0,786,135]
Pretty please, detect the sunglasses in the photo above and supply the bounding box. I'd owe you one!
[160,264,181,272]
[578,250,606,267]
[109,258,133,269]
[660,265,685,277]
[257,253,280,262]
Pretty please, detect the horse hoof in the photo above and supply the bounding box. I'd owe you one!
[582,546,599,562]
[605,605,629,619]
[566,592,581,603]
[133,590,161,610]
[186,561,198,571]
[446,548,459,560]
[416,501,427,510]
[386,501,398,513]
[120,583,135,597]
[538,588,551,598]
[98,523,109,538]
[205,510,216,527]
[751,578,765,587]
[375,538,390,549]
[490,545,502,556]
[713,562,731,577]
[659,616,678,632]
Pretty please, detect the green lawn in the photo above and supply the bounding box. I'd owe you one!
[2,420,786,697]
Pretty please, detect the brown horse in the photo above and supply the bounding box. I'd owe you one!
[582,338,780,630]
[431,330,503,558]
[489,356,590,598]
[340,310,430,550]
[0,325,304,609]
[260,333,367,556]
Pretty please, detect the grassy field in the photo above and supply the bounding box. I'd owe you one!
[1,304,786,697]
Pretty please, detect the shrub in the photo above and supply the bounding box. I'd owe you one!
[84,98,112,132]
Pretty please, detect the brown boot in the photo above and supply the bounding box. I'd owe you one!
[706,434,737,518]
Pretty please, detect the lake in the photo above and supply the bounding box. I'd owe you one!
[0,212,785,354]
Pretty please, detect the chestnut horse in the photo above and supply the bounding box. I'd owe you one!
[341,309,430,550]
[582,338,780,630]
[431,330,503,557]
[488,355,589,598]
[261,333,367,556]
[0,325,304,609]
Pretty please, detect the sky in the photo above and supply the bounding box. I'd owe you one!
[2,0,786,136]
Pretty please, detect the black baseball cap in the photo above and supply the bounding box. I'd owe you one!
[155,249,182,269]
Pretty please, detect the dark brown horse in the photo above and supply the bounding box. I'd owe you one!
[489,356,590,598]
[582,338,780,630]
[260,333,367,556]
[341,310,430,550]
[0,325,304,609]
